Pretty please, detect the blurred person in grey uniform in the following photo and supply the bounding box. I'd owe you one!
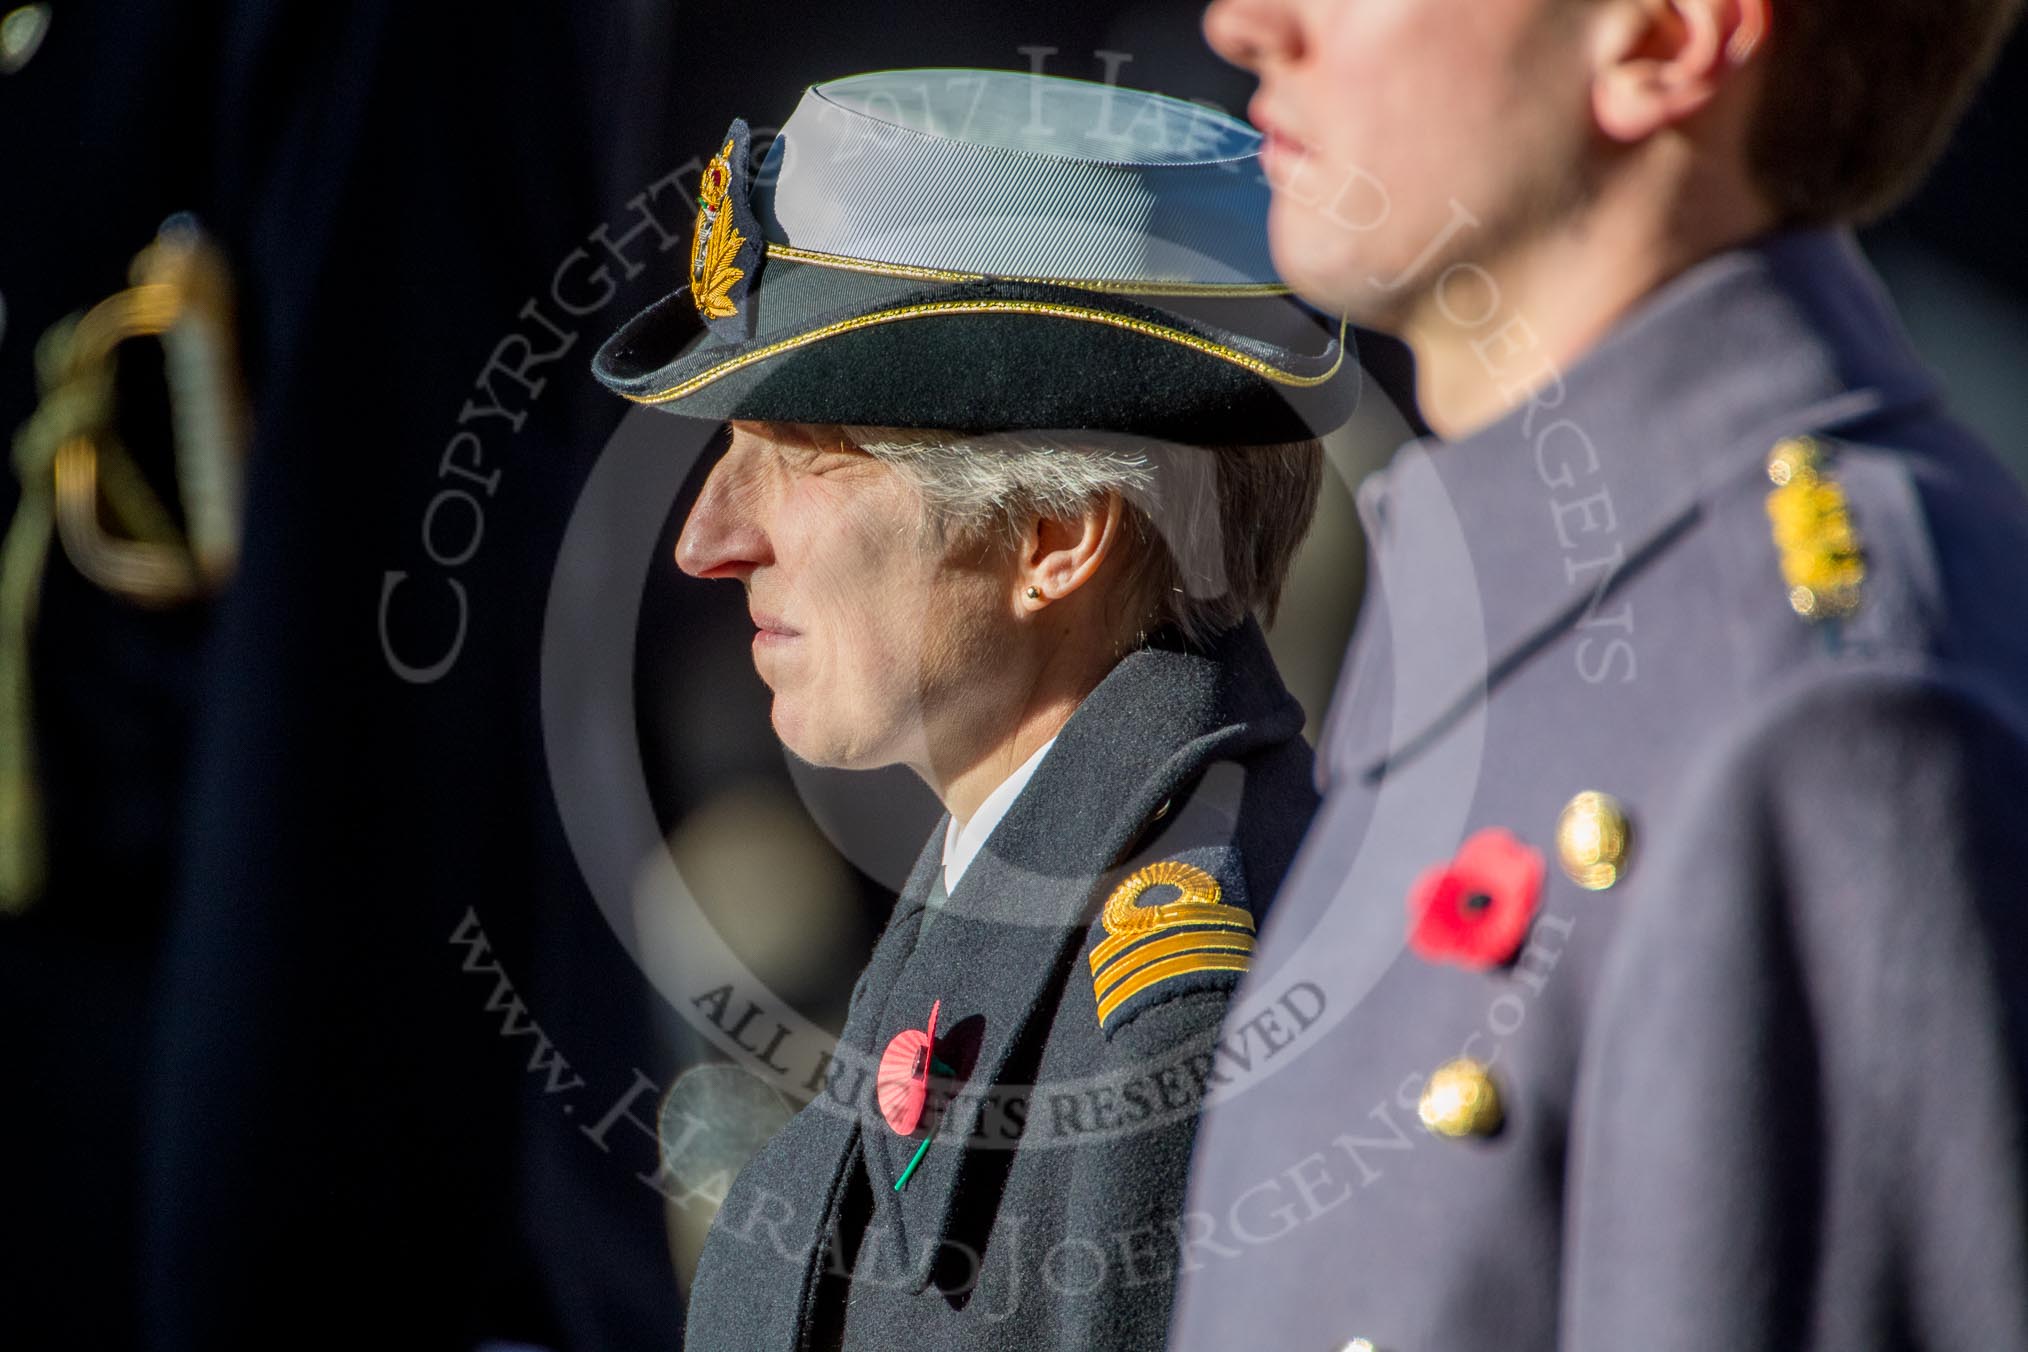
[591,70,1359,1348]
[1169,1,2028,1351]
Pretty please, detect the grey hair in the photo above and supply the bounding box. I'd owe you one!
[837,423,1322,646]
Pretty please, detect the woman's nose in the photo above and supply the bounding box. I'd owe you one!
[676,452,772,580]
[1203,0,1304,73]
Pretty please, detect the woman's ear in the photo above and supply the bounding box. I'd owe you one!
[1017,493,1127,608]
[1591,0,1768,144]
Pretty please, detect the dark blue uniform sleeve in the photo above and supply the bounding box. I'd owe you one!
[1074,987,1235,1350]
[1565,671,2028,1351]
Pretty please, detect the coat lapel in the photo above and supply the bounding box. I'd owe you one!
[740,839,940,1345]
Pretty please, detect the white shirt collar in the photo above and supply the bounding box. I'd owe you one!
[941,736,1057,896]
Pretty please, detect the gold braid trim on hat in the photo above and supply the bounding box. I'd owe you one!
[630,300,1346,406]
[764,242,1297,297]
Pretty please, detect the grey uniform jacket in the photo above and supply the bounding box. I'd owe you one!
[685,619,1318,1350]
[1171,230,2028,1352]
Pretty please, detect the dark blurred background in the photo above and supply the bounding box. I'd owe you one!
[0,3,2021,1350]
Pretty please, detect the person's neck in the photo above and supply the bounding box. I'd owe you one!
[1403,163,1776,441]
[939,710,1067,831]
[925,624,1116,827]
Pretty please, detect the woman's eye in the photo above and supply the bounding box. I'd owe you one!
[805,450,871,477]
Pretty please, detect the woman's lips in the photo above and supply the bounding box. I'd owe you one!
[750,611,800,646]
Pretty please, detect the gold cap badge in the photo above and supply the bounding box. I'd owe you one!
[690,138,747,320]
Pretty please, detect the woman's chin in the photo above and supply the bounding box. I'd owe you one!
[769,704,813,760]
[770,705,852,770]
[773,708,920,776]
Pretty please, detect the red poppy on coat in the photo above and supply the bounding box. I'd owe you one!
[876,998,940,1135]
[1407,828,1545,970]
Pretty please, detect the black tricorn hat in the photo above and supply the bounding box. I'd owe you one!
[592,69,1357,445]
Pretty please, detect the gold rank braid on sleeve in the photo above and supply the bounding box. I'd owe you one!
[1090,860,1256,1030]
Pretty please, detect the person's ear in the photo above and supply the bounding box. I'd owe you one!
[1591,0,1768,143]
[1017,493,1127,609]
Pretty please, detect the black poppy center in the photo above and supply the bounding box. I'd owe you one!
[1462,891,1495,913]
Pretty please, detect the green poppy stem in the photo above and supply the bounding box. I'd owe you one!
[893,1136,932,1192]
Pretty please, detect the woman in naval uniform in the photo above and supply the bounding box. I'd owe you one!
[591,69,1359,1350]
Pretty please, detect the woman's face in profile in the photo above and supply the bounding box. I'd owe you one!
[675,421,1013,773]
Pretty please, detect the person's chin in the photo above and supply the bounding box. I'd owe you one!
[1270,207,1407,335]
[1269,204,1363,315]
[773,707,908,776]
[770,701,844,769]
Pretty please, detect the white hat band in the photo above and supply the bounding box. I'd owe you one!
[753,69,1280,288]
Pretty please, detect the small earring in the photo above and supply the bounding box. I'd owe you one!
[1024,586,1042,601]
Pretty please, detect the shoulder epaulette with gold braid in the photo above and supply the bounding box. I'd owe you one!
[1766,435,1864,621]
[1089,860,1254,1031]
